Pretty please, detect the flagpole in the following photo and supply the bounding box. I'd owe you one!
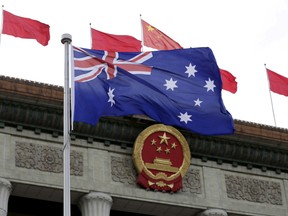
[61,33,72,216]
[264,64,277,126]
[89,23,92,48]
[140,14,144,51]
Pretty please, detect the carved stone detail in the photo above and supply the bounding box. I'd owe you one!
[15,142,83,176]
[111,156,136,185]
[181,168,202,194]
[225,174,282,205]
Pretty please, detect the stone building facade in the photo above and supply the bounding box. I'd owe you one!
[0,75,288,216]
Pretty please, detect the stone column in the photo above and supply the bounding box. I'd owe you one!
[78,192,113,216]
[197,208,228,216]
[0,178,12,216]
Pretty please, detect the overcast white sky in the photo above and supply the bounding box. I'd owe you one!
[1,0,288,129]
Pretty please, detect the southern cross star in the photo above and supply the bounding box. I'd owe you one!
[178,112,192,124]
[164,78,178,91]
[194,98,203,106]
[185,63,197,77]
[204,78,216,92]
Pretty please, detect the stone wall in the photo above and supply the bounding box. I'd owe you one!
[1,125,288,216]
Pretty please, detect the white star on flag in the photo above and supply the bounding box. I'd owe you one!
[194,98,203,106]
[178,112,192,124]
[107,87,115,106]
[204,78,216,92]
[185,63,198,77]
[164,78,178,91]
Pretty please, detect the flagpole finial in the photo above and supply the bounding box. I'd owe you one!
[61,33,72,44]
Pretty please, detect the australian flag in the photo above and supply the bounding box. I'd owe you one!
[72,46,234,135]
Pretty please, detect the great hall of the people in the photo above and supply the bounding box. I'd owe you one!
[0,75,288,216]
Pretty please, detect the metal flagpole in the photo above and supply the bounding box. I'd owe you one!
[140,14,144,52]
[264,64,277,126]
[61,33,72,216]
[90,23,92,48]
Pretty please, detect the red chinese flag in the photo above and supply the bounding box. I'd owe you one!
[91,28,141,52]
[2,10,50,46]
[141,19,182,50]
[219,69,238,93]
[267,68,288,96]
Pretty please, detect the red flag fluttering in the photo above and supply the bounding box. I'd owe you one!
[2,10,50,46]
[267,68,288,96]
[91,27,141,52]
[141,19,182,50]
[220,69,238,94]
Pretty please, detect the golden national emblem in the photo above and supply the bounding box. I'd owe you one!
[133,124,191,192]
